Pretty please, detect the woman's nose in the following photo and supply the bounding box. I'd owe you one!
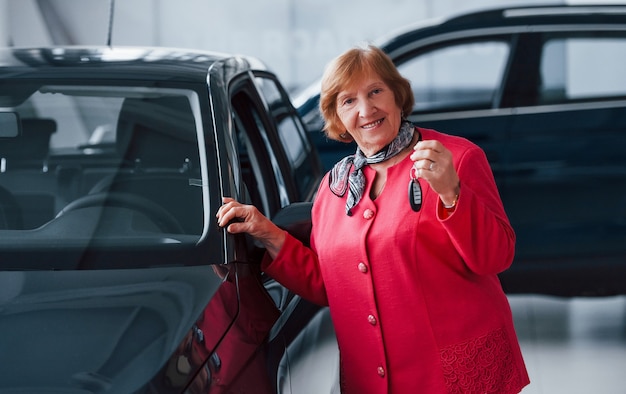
[358,98,377,116]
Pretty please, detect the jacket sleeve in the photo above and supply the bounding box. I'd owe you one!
[261,231,329,306]
[439,144,516,275]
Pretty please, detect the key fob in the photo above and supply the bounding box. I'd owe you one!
[408,131,423,212]
[408,178,422,212]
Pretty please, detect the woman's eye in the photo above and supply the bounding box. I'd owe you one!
[342,98,354,106]
[371,88,382,95]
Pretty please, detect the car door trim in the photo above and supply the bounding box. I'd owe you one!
[412,99,626,122]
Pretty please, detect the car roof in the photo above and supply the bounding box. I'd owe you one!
[380,4,626,54]
[0,46,269,82]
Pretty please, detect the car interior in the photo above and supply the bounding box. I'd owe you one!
[0,85,206,249]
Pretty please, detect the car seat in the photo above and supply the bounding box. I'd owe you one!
[88,96,204,234]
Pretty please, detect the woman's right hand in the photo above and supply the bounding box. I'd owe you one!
[216,197,286,258]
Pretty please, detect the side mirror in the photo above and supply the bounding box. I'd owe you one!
[271,202,312,247]
[0,112,20,138]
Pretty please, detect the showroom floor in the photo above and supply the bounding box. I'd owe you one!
[509,294,626,394]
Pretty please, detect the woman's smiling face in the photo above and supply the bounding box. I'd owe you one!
[336,71,402,157]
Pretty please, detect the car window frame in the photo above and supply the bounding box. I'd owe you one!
[228,74,288,219]
[252,70,322,203]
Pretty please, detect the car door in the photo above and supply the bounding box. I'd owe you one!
[249,73,333,392]
[500,31,626,295]
[181,73,291,393]
[195,73,325,393]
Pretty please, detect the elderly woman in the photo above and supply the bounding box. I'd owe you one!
[217,44,529,393]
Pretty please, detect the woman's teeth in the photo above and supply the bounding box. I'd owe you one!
[362,119,383,129]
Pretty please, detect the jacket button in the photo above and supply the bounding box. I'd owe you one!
[363,209,374,219]
[358,262,368,273]
[367,314,377,326]
[377,366,385,377]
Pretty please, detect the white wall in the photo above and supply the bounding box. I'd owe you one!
[0,0,7,46]
[3,0,624,91]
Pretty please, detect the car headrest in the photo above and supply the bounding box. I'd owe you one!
[0,118,56,168]
[115,96,200,170]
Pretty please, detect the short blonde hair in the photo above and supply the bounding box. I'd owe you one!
[319,44,414,142]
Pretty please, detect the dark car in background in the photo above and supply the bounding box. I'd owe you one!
[295,4,626,297]
[0,46,335,393]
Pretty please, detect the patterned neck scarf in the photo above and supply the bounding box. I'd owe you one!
[329,120,415,216]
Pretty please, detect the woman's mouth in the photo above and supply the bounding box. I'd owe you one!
[361,118,384,129]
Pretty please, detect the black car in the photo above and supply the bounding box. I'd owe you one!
[0,46,333,393]
[295,4,626,297]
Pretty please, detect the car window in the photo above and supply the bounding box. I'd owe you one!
[396,41,510,113]
[0,84,206,244]
[254,75,320,202]
[540,36,626,104]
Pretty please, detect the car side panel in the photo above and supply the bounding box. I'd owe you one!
[500,104,626,295]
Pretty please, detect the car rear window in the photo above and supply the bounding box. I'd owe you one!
[540,36,626,103]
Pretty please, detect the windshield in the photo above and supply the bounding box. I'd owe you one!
[0,83,207,251]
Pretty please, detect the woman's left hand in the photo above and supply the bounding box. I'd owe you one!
[410,139,460,207]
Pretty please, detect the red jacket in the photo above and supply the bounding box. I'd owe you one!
[263,128,530,393]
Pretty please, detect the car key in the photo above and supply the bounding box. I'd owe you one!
[408,131,423,212]
[408,167,422,212]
